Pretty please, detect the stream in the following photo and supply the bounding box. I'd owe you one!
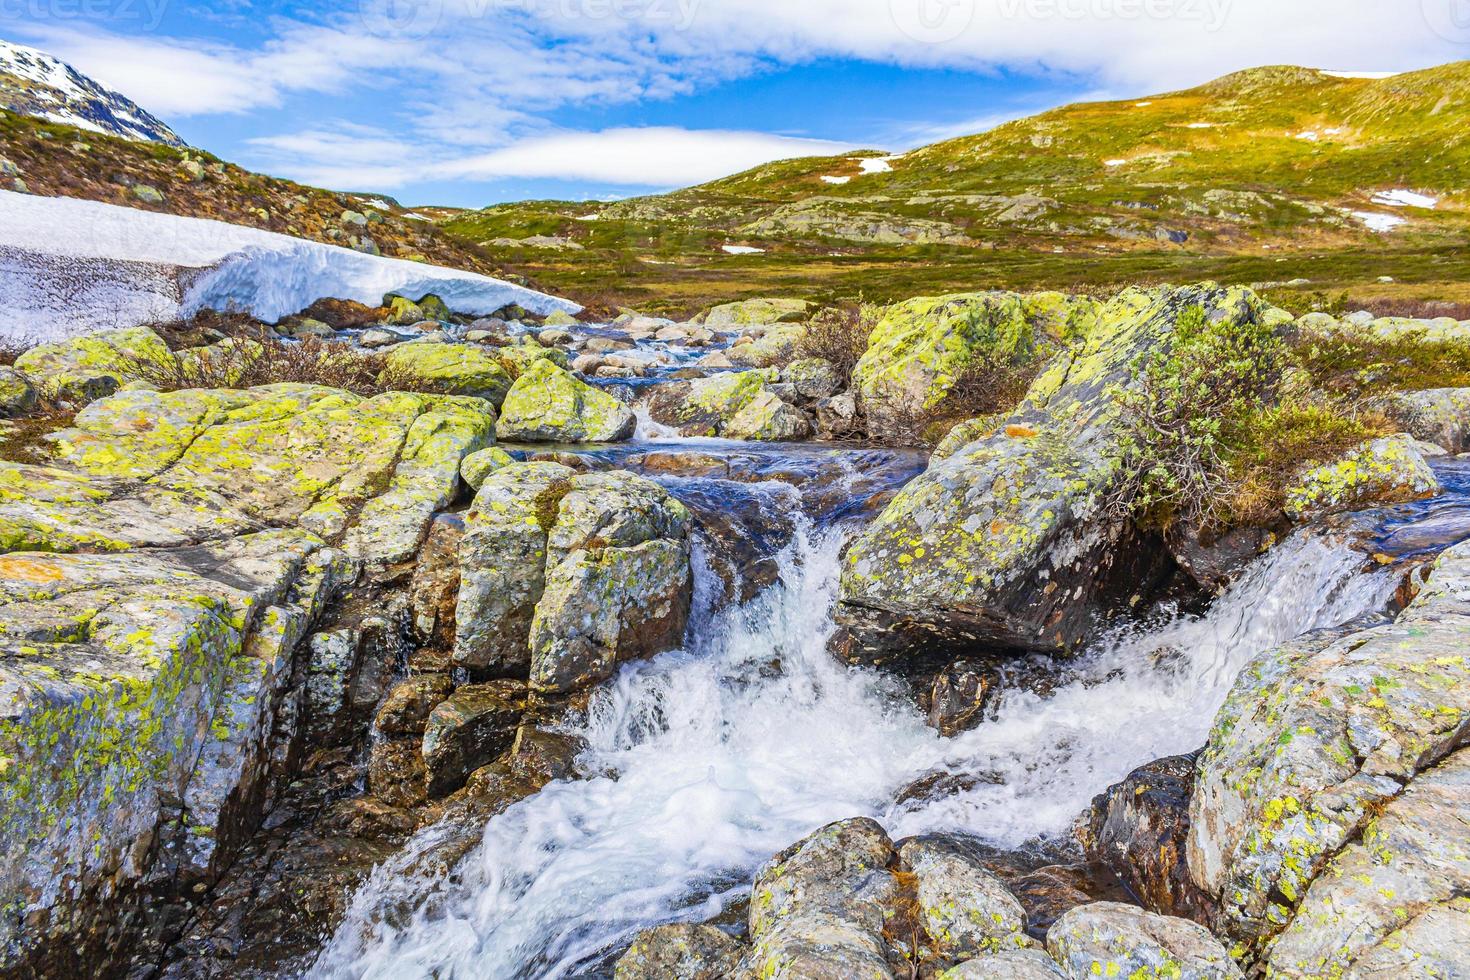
[307,399,1470,979]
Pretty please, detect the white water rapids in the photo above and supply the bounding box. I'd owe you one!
[314,504,1400,979]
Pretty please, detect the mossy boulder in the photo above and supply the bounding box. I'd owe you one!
[13,326,171,403]
[1283,433,1439,522]
[499,343,571,377]
[899,836,1032,964]
[385,293,450,325]
[726,322,805,368]
[495,359,635,443]
[420,680,526,797]
[0,368,36,417]
[838,284,1288,660]
[1187,538,1470,973]
[781,357,841,401]
[931,415,1002,461]
[648,368,810,440]
[382,343,514,405]
[722,390,814,442]
[460,446,516,489]
[542,310,579,328]
[1046,903,1241,979]
[703,297,811,327]
[851,291,1101,441]
[1385,387,1470,453]
[614,923,743,980]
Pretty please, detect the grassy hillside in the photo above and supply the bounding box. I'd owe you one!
[443,63,1470,315]
[0,109,534,286]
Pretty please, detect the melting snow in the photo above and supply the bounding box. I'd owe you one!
[1104,159,1128,167]
[1185,122,1217,129]
[1135,101,1154,107]
[859,156,902,174]
[574,214,601,222]
[1295,131,1321,141]
[1351,211,1407,233]
[821,176,852,185]
[721,245,765,255]
[0,190,578,341]
[356,198,394,211]
[1373,189,1439,209]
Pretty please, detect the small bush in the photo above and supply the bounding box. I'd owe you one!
[121,336,392,397]
[796,302,877,389]
[1109,304,1286,528]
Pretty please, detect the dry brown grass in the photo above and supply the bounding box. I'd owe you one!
[1349,297,1470,321]
[795,302,878,389]
[120,336,394,397]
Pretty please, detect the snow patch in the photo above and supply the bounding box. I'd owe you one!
[1372,189,1438,209]
[574,214,602,222]
[1134,101,1153,107]
[721,245,765,255]
[1295,131,1320,141]
[859,156,902,174]
[1351,211,1407,233]
[0,191,577,341]
[820,175,851,185]
[356,198,394,211]
[1184,122,1217,129]
[1103,159,1128,167]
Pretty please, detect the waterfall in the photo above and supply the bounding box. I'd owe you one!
[313,519,1401,980]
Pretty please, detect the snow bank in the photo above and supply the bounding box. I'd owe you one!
[859,156,901,174]
[721,245,765,255]
[1351,210,1407,233]
[821,176,852,185]
[1373,189,1438,209]
[0,191,578,341]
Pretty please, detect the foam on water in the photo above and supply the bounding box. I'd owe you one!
[314,524,1399,979]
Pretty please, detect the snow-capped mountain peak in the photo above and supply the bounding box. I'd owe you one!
[0,38,185,147]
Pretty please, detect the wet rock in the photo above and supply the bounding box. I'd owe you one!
[1007,867,1099,938]
[899,836,1032,962]
[614,923,744,979]
[1284,433,1440,521]
[1187,537,1470,969]
[649,369,810,440]
[1166,524,1271,594]
[723,390,815,441]
[496,359,636,443]
[1046,903,1242,979]
[367,736,428,808]
[852,292,1099,440]
[381,342,513,405]
[942,948,1066,978]
[1386,387,1470,452]
[781,357,841,401]
[572,353,605,375]
[815,392,862,440]
[421,679,526,797]
[928,660,998,736]
[742,817,900,979]
[374,674,452,736]
[14,325,170,403]
[703,297,811,327]
[839,285,1284,660]
[0,366,37,417]
[409,513,464,648]
[932,415,1001,461]
[1081,753,1212,921]
[358,327,403,348]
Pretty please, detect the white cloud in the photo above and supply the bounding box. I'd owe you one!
[254,126,861,190]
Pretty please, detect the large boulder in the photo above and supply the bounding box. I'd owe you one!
[454,465,692,693]
[648,369,813,441]
[726,323,806,368]
[942,949,1066,978]
[13,326,171,403]
[614,923,744,979]
[381,343,513,405]
[420,680,526,797]
[703,297,811,327]
[495,359,635,443]
[838,285,1288,661]
[1186,537,1470,974]
[741,817,901,979]
[851,292,1101,440]
[898,836,1032,964]
[1283,433,1440,522]
[1384,387,1470,453]
[1046,903,1241,979]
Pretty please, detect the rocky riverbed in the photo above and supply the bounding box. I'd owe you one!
[3,286,1470,979]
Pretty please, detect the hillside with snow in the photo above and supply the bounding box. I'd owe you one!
[0,190,579,340]
[0,38,184,146]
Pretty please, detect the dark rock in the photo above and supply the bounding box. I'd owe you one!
[421,680,527,797]
[373,674,452,736]
[408,513,464,648]
[927,660,998,736]
[367,736,429,808]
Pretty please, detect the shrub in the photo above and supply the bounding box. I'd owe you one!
[1290,324,1470,397]
[796,302,878,389]
[1109,304,1286,528]
[121,335,393,397]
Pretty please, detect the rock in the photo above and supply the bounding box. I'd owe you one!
[723,390,815,441]
[460,446,516,489]
[500,343,571,376]
[542,310,579,328]
[374,674,453,735]
[381,343,514,405]
[1080,754,1212,921]
[932,416,1001,461]
[367,736,428,808]
[928,660,998,736]
[815,392,862,440]
[852,291,1100,441]
[341,209,368,227]
[698,351,735,369]
[584,336,636,354]
[454,462,574,675]
[1046,903,1241,979]
[837,285,1288,661]
[538,328,574,346]
[1284,433,1439,521]
[0,366,37,417]
[742,817,900,980]
[942,949,1066,978]
[571,354,605,375]
[0,530,353,968]
[278,317,334,338]
[408,514,464,648]
[782,357,841,401]
[899,836,1031,963]
[704,297,811,327]
[1186,538,1470,971]
[726,323,805,368]
[14,326,171,403]
[358,328,403,349]
[421,679,526,797]
[131,183,164,204]
[614,923,744,980]
[1385,387,1470,453]
[496,359,636,443]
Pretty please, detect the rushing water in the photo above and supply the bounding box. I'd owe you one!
[312,436,1413,979]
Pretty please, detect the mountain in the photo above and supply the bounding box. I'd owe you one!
[0,38,185,146]
[441,62,1470,314]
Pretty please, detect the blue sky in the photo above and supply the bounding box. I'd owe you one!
[4,0,1466,208]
